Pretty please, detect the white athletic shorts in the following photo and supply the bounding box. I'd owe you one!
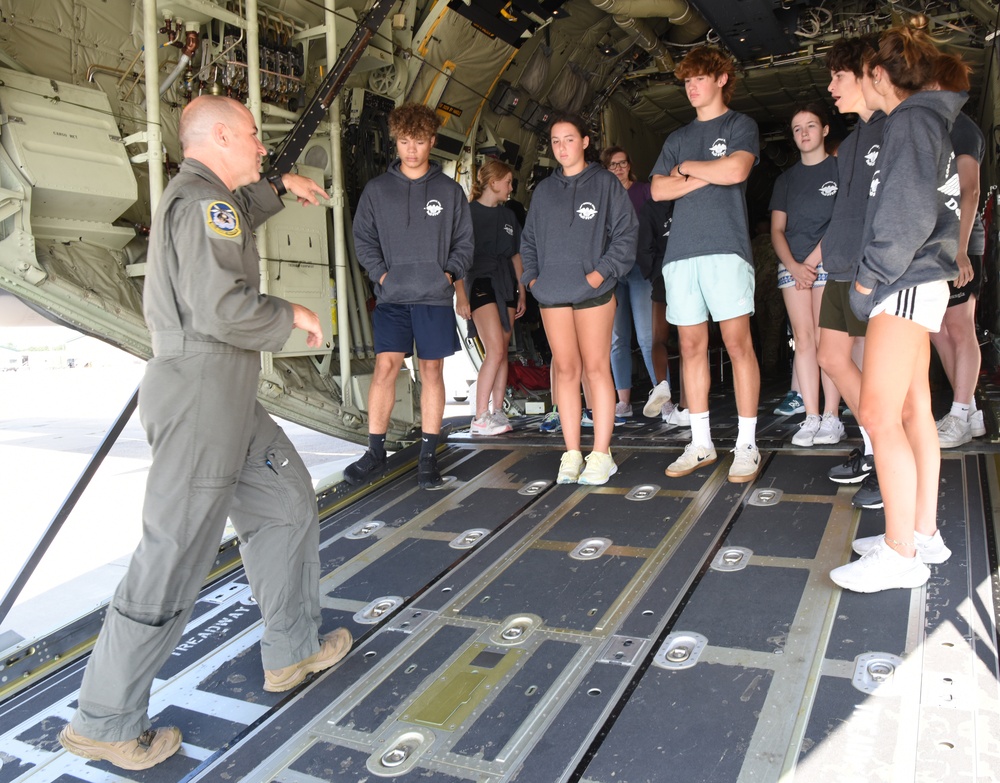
[869,280,950,332]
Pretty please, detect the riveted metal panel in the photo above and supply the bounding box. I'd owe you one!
[674,565,809,653]
[725,501,829,560]
[428,488,534,533]
[583,663,774,783]
[337,625,476,733]
[543,493,687,549]
[451,639,579,760]
[327,538,466,603]
[462,549,643,631]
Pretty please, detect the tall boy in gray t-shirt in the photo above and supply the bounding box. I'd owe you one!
[650,46,761,484]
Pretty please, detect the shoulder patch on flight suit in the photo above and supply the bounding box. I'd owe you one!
[205,201,241,239]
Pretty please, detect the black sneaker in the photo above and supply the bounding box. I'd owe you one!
[417,457,445,490]
[851,470,883,509]
[344,449,387,486]
[828,448,874,484]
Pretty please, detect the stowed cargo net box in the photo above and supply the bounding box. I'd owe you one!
[0,68,137,249]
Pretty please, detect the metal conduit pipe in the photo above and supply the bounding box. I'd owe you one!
[340,247,365,357]
[613,14,674,71]
[348,225,373,356]
[326,3,354,402]
[246,0,279,380]
[142,0,164,214]
[589,0,709,43]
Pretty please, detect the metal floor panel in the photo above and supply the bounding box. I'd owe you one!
[2,439,999,783]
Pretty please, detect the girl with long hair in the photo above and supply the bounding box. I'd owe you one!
[770,103,844,448]
[520,113,638,485]
[831,26,968,592]
[455,159,525,435]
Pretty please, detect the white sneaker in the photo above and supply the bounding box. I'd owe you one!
[830,537,930,592]
[557,450,584,484]
[662,406,691,428]
[490,410,513,434]
[665,443,717,478]
[791,414,822,446]
[578,451,618,485]
[937,414,972,448]
[813,412,845,445]
[615,402,633,418]
[729,444,760,483]
[970,409,986,437]
[852,530,951,564]
[470,414,506,436]
[643,381,672,418]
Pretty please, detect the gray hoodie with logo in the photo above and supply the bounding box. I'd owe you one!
[353,160,473,307]
[850,90,965,320]
[520,162,638,305]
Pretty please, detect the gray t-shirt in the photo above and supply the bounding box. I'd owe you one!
[651,110,759,266]
[769,155,839,262]
[950,112,986,256]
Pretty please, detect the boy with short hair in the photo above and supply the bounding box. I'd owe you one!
[650,46,761,483]
[816,35,885,509]
[346,103,473,489]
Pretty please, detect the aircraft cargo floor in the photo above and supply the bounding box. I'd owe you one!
[2,404,1000,782]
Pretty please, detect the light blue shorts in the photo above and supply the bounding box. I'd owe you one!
[663,254,755,326]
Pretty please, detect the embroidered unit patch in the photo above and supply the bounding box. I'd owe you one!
[207,201,241,238]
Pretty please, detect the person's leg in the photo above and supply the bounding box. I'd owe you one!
[857,313,926,554]
[651,300,670,385]
[418,357,446,434]
[628,266,656,388]
[719,314,761,420]
[611,277,633,403]
[72,353,259,743]
[575,297,617,454]
[782,286,820,415]
[814,286,842,415]
[492,308,515,411]
[818,328,861,414]
[941,297,980,407]
[230,407,326,670]
[541,306,584,452]
[367,352,407,432]
[471,303,507,418]
[899,335,940,538]
[678,323,710,414]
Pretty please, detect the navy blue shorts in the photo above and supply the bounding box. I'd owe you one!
[372,303,460,359]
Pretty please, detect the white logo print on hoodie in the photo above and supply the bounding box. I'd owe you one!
[938,152,961,218]
[425,199,443,216]
[577,202,598,220]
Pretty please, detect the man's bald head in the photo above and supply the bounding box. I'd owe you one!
[179,95,252,154]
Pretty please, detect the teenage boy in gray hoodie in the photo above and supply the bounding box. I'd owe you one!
[650,46,761,484]
[346,103,473,489]
[816,35,886,510]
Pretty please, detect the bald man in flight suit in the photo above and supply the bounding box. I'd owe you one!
[59,96,351,770]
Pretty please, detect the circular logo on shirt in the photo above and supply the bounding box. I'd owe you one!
[865,145,880,167]
[710,138,728,157]
[577,202,598,220]
[869,170,881,198]
[819,181,839,197]
[504,223,514,236]
[425,199,443,216]
[207,201,240,237]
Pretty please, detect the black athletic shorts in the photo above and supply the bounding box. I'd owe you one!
[470,277,515,312]
[538,288,615,310]
[946,254,982,307]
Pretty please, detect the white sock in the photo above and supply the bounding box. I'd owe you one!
[690,411,712,448]
[969,397,979,414]
[950,402,970,422]
[860,425,873,456]
[737,416,757,449]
